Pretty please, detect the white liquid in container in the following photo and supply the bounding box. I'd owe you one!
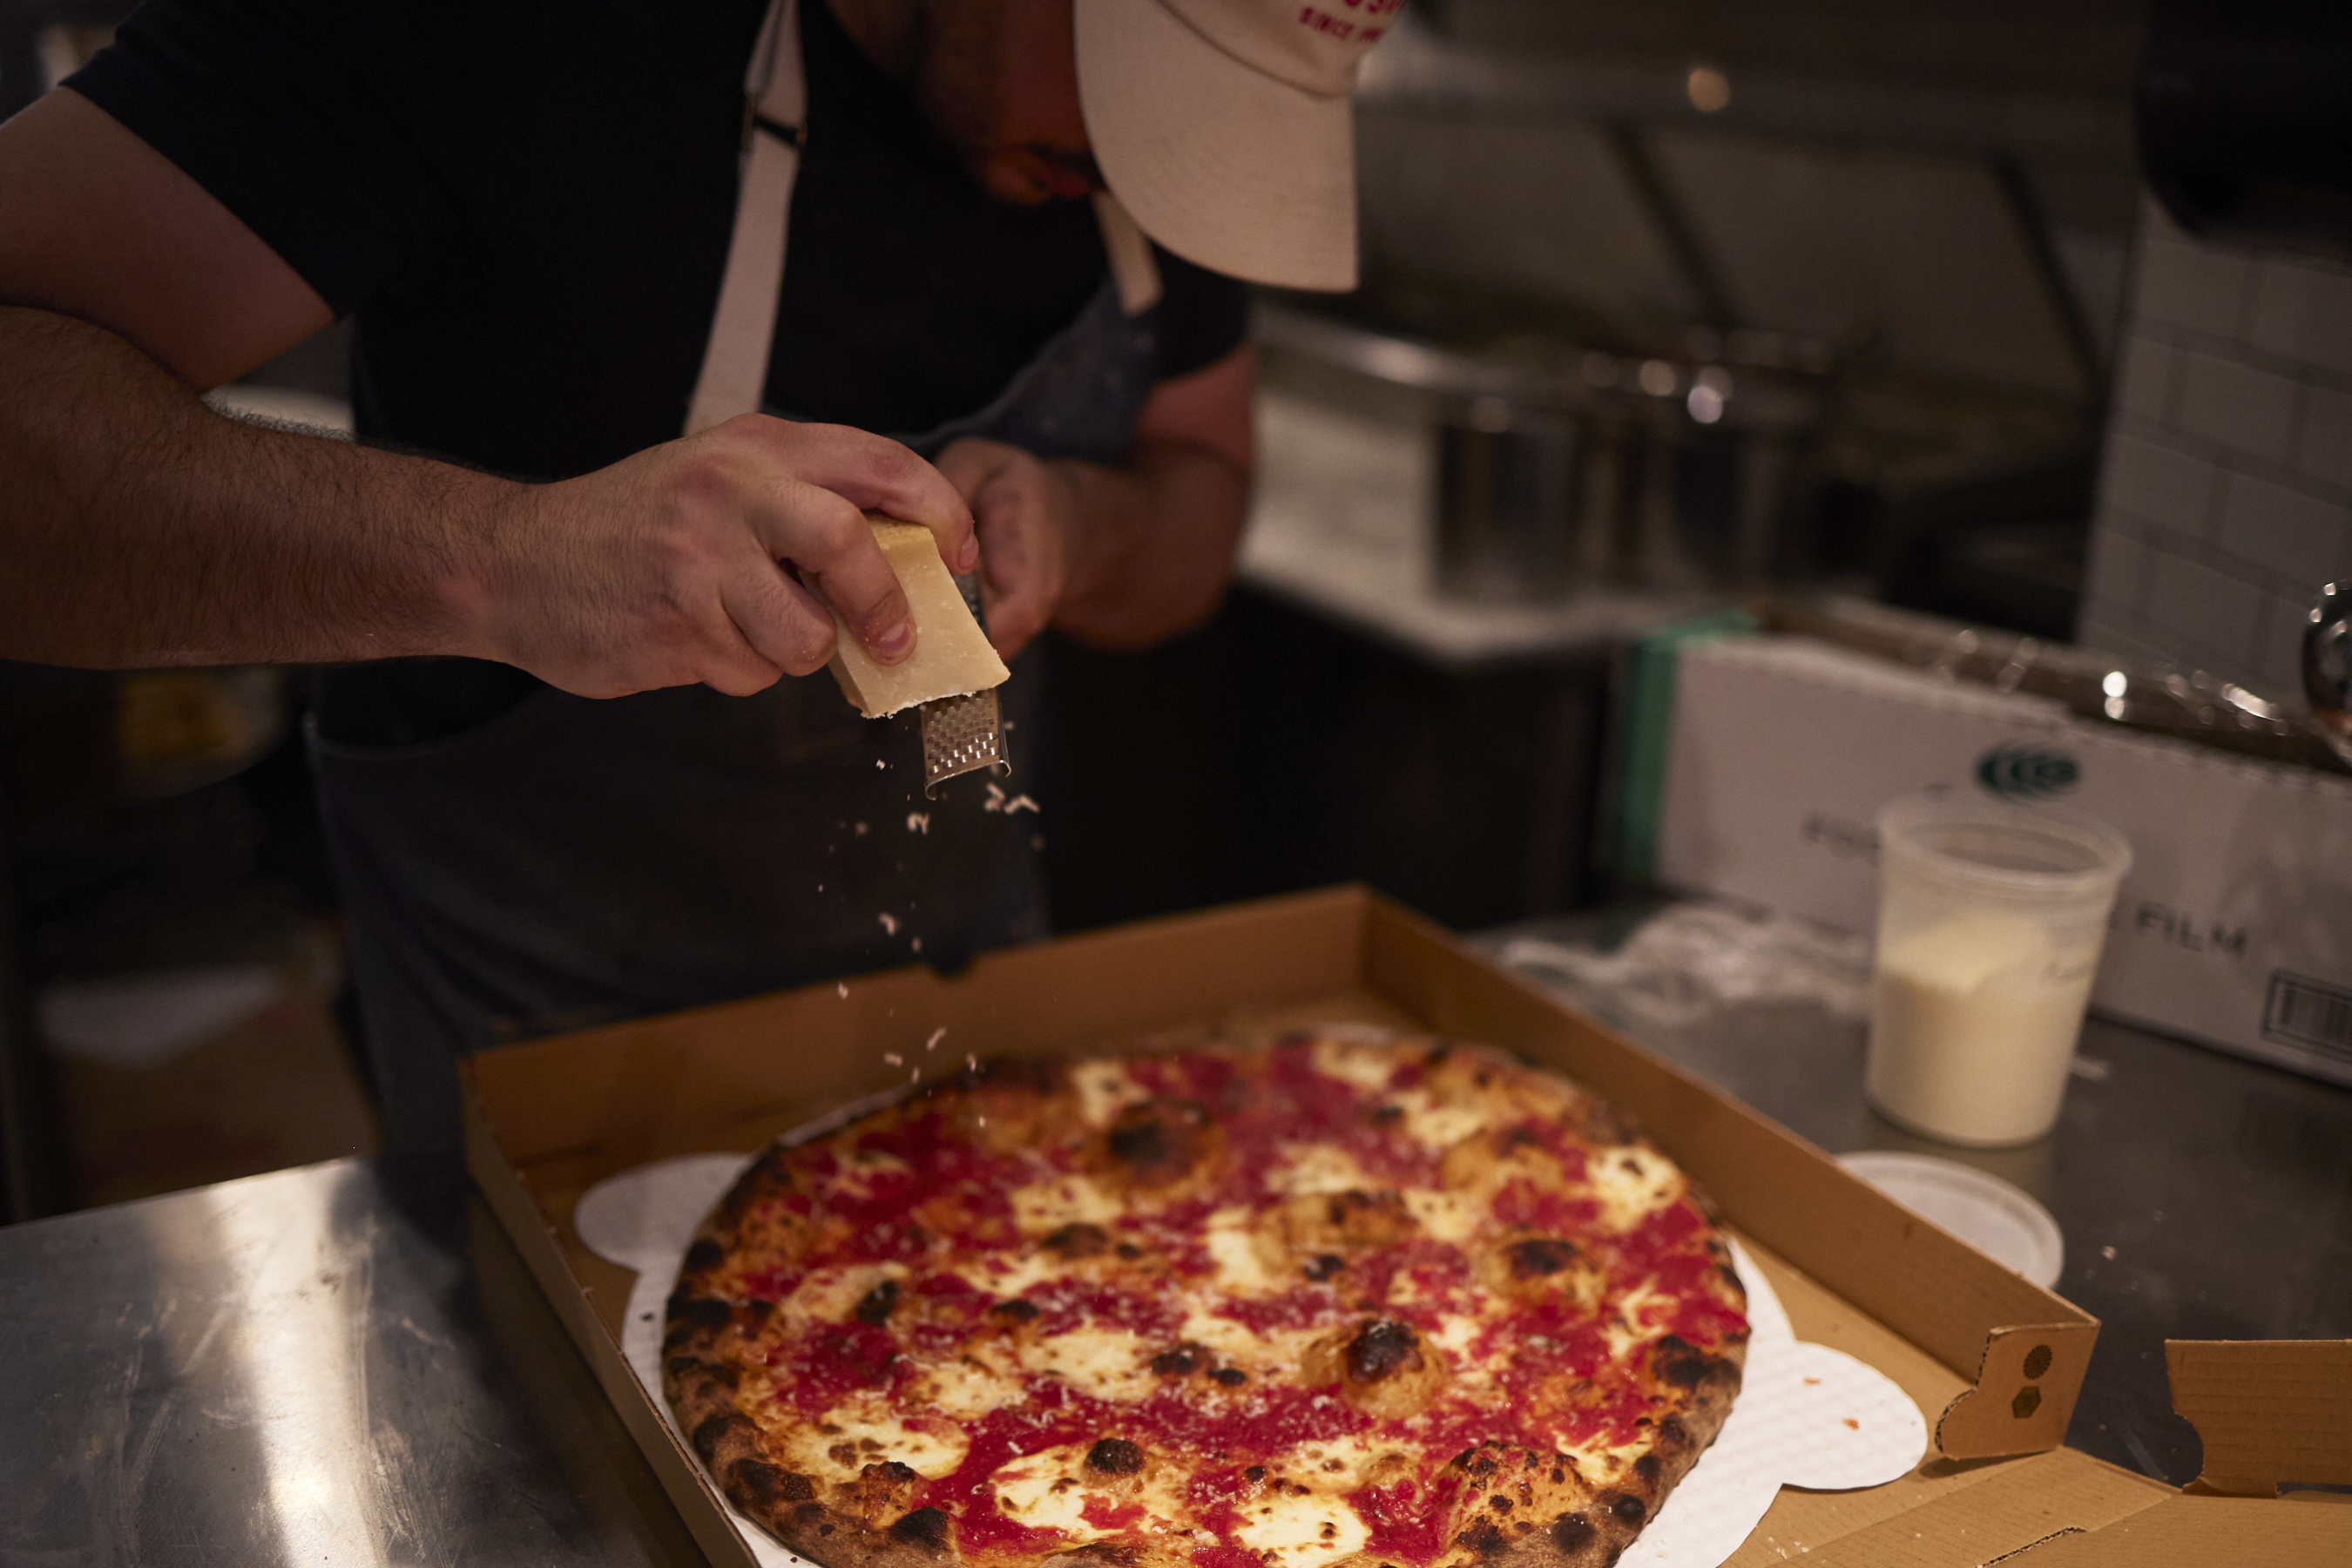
[1867,911,2102,1146]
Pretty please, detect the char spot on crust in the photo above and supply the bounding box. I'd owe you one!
[672,1359,740,1392]
[1045,1222,1111,1258]
[1043,1544,1151,1568]
[666,1293,732,1332]
[731,1459,808,1508]
[1457,1519,1511,1557]
[889,1506,954,1552]
[1504,1238,1578,1279]
[1551,1513,1595,1551]
[1608,1494,1646,1525]
[990,1298,1040,1322]
[1651,1334,1729,1390]
[683,1238,723,1274]
[1345,1320,1423,1383]
[1105,1098,1213,1187]
[1632,1454,1661,1485]
[693,1413,754,1463]
[1085,1437,1146,1476]
[855,1279,901,1324]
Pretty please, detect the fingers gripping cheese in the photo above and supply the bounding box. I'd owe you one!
[828,517,1010,719]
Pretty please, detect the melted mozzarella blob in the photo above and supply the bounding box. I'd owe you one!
[1401,1187,1478,1243]
[1071,1061,1140,1128]
[909,1356,1004,1420]
[1012,1173,1122,1234]
[991,1443,1118,1536]
[774,1393,969,1479]
[1388,1086,1490,1152]
[782,1264,900,1326]
[1309,1038,1400,1092]
[1588,1145,1684,1233]
[1233,1487,1370,1567]
[1600,1282,1670,1362]
[1205,1207,1281,1294]
[1266,1143,1372,1198]
[1012,1324,1155,1402]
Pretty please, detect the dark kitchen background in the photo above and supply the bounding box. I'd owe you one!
[3,0,2349,1215]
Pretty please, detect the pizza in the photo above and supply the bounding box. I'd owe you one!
[663,1031,1747,1568]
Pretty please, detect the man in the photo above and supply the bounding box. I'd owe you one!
[0,0,1394,1173]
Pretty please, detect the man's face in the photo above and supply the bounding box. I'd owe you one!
[910,0,1102,206]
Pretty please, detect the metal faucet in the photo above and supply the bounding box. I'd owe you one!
[2307,582,2352,768]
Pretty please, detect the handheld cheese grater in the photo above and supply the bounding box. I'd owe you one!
[917,571,1008,796]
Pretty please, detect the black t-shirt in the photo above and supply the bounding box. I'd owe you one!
[68,0,1247,742]
[68,0,1246,473]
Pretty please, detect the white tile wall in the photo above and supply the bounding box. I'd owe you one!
[2078,199,2352,696]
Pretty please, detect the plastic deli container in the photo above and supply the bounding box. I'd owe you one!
[1866,794,2134,1147]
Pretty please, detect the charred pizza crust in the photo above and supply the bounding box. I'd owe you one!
[664,1036,1747,1568]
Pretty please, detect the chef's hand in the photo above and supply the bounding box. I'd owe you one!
[483,416,977,699]
[935,436,1076,661]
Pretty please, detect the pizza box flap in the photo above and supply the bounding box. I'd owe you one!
[2164,1339,2352,1496]
[1996,1493,2352,1566]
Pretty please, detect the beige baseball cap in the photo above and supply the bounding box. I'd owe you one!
[1074,0,1397,292]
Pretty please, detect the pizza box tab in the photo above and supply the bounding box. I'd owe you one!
[1977,1339,2352,1567]
[463,885,2126,1565]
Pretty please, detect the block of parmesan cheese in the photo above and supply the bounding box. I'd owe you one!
[826,516,1010,719]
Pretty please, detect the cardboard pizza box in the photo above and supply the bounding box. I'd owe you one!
[459,886,2341,1566]
[1990,1340,2352,1566]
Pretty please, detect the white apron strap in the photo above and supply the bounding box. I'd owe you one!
[685,0,806,436]
[1092,193,1163,316]
[684,0,1164,438]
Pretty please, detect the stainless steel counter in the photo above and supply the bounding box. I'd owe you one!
[0,1158,702,1565]
[1477,905,2352,1488]
[4,923,2346,1561]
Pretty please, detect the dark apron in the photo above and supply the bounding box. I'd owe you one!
[310,273,1159,1179]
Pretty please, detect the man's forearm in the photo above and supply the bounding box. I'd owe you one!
[1051,438,1249,649]
[0,305,505,669]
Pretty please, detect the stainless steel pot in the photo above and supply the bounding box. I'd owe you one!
[1257,305,1826,604]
